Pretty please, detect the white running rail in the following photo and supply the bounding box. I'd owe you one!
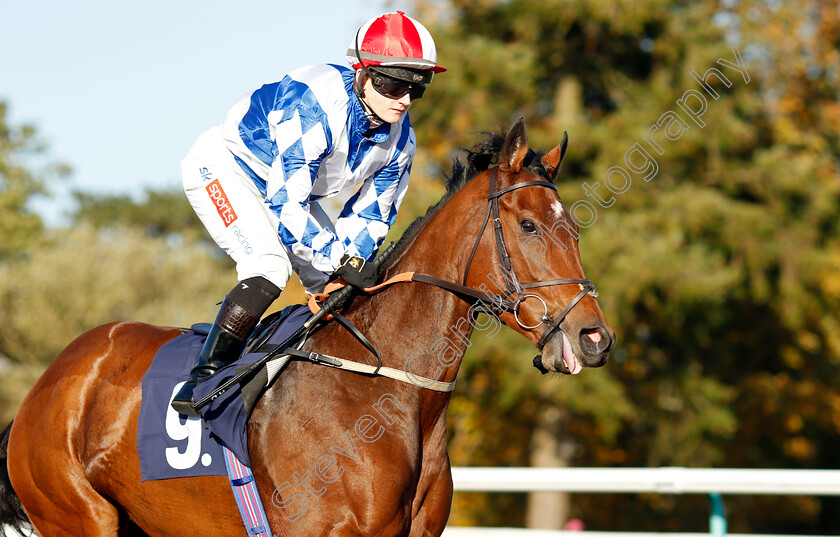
[449,467,840,495]
[442,467,840,537]
[7,467,840,536]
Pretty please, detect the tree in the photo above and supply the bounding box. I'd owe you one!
[72,188,212,243]
[0,223,241,425]
[407,0,840,532]
[0,101,69,259]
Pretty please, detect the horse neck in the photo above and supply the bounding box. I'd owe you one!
[345,176,490,400]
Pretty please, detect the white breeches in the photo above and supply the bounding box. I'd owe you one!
[181,126,331,293]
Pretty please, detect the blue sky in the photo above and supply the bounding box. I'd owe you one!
[2,0,389,223]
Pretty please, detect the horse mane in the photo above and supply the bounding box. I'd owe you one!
[377,131,550,272]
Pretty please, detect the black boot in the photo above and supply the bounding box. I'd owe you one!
[171,297,259,416]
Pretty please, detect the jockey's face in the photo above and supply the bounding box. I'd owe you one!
[361,74,413,124]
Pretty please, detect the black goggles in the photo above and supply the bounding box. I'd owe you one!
[369,70,426,101]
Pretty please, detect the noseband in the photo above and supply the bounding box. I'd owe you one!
[462,169,598,350]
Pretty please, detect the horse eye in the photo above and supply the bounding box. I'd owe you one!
[520,219,537,234]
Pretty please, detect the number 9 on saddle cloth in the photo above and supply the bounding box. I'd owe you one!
[137,304,310,480]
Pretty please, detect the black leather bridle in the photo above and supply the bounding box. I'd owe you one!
[306,166,601,352]
[461,168,598,350]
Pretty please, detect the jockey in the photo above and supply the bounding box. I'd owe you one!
[171,11,446,415]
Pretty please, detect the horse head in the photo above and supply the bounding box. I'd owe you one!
[459,119,615,374]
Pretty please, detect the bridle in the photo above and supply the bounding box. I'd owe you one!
[461,168,598,350]
[286,165,601,395]
[307,166,600,351]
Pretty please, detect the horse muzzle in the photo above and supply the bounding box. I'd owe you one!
[533,325,613,375]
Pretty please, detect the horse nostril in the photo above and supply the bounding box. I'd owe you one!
[580,328,609,353]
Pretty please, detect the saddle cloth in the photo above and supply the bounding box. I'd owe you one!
[137,305,310,480]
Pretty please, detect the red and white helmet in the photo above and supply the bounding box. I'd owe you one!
[347,11,447,83]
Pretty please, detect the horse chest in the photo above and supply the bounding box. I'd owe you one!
[246,378,455,534]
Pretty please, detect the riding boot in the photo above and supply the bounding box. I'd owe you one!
[171,297,259,416]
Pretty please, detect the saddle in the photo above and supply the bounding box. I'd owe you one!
[191,303,309,414]
[137,304,312,480]
[190,304,314,464]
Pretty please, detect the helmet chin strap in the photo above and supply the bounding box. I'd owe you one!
[353,71,386,128]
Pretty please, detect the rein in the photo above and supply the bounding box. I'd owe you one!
[194,160,600,407]
[227,165,601,398]
[310,168,598,352]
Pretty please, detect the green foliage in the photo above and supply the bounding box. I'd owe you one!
[0,224,234,425]
[0,102,69,259]
[2,0,840,533]
[72,188,212,243]
[408,0,840,532]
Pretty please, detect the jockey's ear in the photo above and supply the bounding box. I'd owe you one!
[541,131,569,182]
[500,118,529,174]
[353,69,367,98]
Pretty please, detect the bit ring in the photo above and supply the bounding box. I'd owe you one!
[513,294,549,330]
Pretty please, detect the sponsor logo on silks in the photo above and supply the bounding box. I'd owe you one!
[199,167,213,183]
[206,179,237,227]
[232,225,253,255]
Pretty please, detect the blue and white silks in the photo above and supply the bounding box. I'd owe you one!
[220,64,415,274]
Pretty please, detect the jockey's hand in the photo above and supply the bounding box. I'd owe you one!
[334,255,377,289]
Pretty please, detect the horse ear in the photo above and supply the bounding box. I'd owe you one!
[500,118,529,173]
[541,131,569,182]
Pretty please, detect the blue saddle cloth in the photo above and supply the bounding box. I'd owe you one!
[137,305,310,480]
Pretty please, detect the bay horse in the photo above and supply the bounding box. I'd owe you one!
[0,119,613,537]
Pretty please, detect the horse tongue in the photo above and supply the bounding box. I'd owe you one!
[562,332,582,375]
